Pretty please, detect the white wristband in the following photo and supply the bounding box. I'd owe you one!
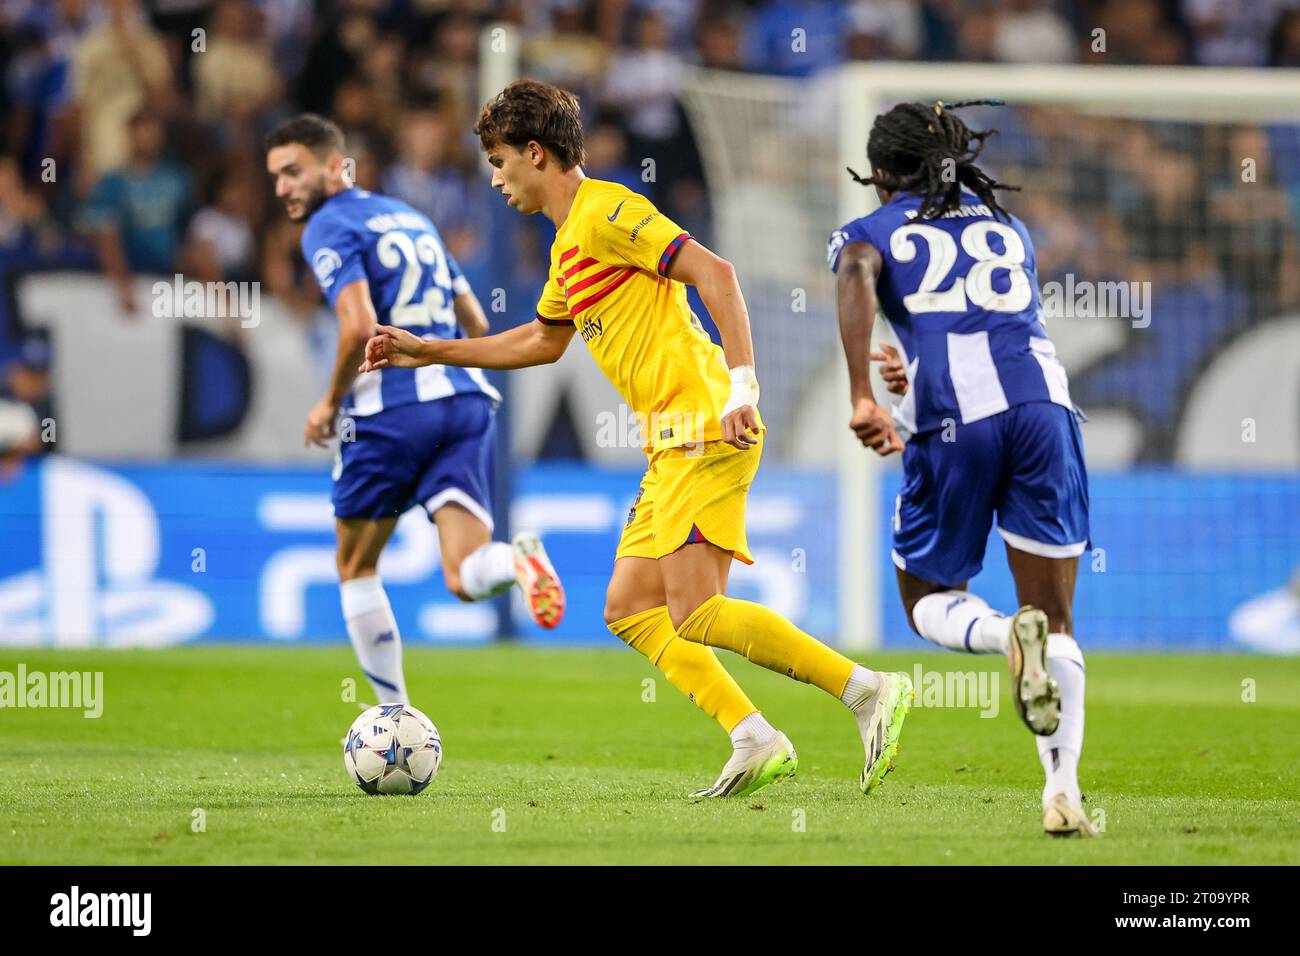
[721,364,760,418]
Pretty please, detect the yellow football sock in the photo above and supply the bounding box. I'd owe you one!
[677,594,856,698]
[608,605,757,732]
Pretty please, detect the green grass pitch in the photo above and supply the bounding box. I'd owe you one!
[2,645,1297,865]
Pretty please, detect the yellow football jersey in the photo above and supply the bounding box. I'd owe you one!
[535,178,733,453]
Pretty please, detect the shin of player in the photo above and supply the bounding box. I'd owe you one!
[338,519,409,704]
[903,556,1089,830]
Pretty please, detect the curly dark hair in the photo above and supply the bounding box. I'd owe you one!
[475,78,586,170]
[848,99,1018,221]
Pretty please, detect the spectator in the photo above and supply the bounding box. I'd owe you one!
[1121,149,1211,286]
[0,398,39,479]
[193,0,281,124]
[991,0,1076,64]
[583,119,642,191]
[614,0,703,50]
[1085,0,1179,66]
[603,10,707,211]
[381,106,484,263]
[955,5,999,62]
[1183,0,1286,66]
[1268,7,1300,66]
[70,0,175,185]
[182,169,258,283]
[601,12,684,152]
[147,0,215,95]
[330,77,391,167]
[82,112,194,313]
[916,0,962,61]
[343,138,383,192]
[0,333,53,477]
[523,4,610,101]
[3,1,89,183]
[254,0,314,82]
[259,215,321,321]
[294,6,376,117]
[1208,125,1297,313]
[845,0,922,61]
[382,108,465,224]
[356,32,408,142]
[408,11,483,143]
[696,14,746,70]
[744,0,847,77]
[4,333,54,435]
[0,154,64,267]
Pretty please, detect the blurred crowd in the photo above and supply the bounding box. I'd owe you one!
[0,0,1298,465]
[988,107,1300,315]
[4,0,1300,286]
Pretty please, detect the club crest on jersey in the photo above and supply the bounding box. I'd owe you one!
[827,229,848,267]
[626,487,644,526]
[312,248,342,287]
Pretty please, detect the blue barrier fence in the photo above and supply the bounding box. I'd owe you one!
[0,457,1294,651]
[0,457,835,648]
[878,471,1300,652]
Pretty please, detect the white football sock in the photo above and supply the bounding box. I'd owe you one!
[458,541,516,600]
[340,576,409,704]
[730,711,777,749]
[839,664,882,709]
[912,590,1011,654]
[1036,633,1085,807]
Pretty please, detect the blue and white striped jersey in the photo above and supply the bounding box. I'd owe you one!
[828,189,1074,439]
[302,188,500,417]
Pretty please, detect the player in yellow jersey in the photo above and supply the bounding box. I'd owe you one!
[359,79,912,798]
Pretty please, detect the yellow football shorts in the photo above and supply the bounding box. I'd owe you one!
[615,431,764,565]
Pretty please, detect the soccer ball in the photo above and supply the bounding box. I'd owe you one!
[343,703,442,795]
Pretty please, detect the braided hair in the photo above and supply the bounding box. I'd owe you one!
[847,99,1018,221]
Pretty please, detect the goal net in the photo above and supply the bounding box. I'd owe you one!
[680,63,1300,650]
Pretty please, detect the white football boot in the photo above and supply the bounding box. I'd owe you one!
[1008,606,1061,736]
[1044,792,1099,837]
[851,671,913,794]
[689,732,798,799]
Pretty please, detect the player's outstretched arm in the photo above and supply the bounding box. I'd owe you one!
[305,279,375,447]
[836,241,902,456]
[359,319,574,373]
[452,290,489,338]
[664,239,761,450]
